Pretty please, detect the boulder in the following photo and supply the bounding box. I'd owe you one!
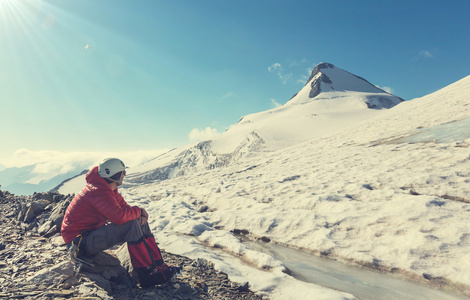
[23,202,50,223]
[44,224,59,238]
[26,260,75,286]
[80,250,134,289]
[38,220,53,236]
[23,206,36,223]
[32,191,62,202]
[49,197,70,227]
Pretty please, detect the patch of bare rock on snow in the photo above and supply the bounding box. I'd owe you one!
[0,189,264,299]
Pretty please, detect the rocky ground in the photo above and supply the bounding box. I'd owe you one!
[0,190,265,300]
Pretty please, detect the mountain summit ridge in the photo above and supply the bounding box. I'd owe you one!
[289,62,404,108]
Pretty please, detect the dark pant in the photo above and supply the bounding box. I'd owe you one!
[83,220,156,258]
[81,219,173,287]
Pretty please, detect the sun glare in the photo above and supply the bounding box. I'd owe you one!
[0,0,40,33]
[0,0,17,8]
[0,0,21,23]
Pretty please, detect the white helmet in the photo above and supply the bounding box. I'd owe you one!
[98,158,126,183]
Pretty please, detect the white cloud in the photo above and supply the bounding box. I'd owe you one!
[419,50,433,58]
[279,73,293,84]
[268,63,281,72]
[270,98,283,108]
[189,127,220,142]
[221,92,236,99]
[268,63,293,84]
[376,85,394,94]
[3,148,169,184]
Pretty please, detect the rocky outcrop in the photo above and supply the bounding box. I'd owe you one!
[303,62,405,104]
[307,63,334,99]
[0,190,264,299]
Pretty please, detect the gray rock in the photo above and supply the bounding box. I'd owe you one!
[24,206,36,223]
[50,235,67,246]
[174,282,194,294]
[49,198,70,227]
[198,205,209,213]
[81,272,112,293]
[44,224,59,237]
[31,200,51,211]
[26,260,74,286]
[33,191,61,202]
[17,208,25,222]
[38,220,53,235]
[25,221,36,231]
[43,289,74,297]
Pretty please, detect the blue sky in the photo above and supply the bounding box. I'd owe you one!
[1,0,469,167]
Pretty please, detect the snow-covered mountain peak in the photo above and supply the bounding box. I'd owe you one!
[60,62,408,187]
[307,62,386,95]
[289,63,404,109]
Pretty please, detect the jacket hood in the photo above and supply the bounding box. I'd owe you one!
[86,166,114,191]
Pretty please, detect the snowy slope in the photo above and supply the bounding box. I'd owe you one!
[118,75,470,299]
[58,72,470,298]
[125,63,403,184]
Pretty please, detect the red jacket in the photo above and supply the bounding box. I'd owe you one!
[61,166,141,244]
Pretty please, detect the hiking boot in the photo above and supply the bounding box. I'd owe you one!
[137,263,181,288]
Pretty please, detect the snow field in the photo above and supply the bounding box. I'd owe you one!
[122,133,470,297]
[61,74,470,298]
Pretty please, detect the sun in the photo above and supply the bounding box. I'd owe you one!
[0,0,60,41]
[0,0,26,15]
[0,0,57,29]
[0,0,33,31]
[0,0,18,7]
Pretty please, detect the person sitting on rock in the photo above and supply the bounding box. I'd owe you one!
[61,157,178,288]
